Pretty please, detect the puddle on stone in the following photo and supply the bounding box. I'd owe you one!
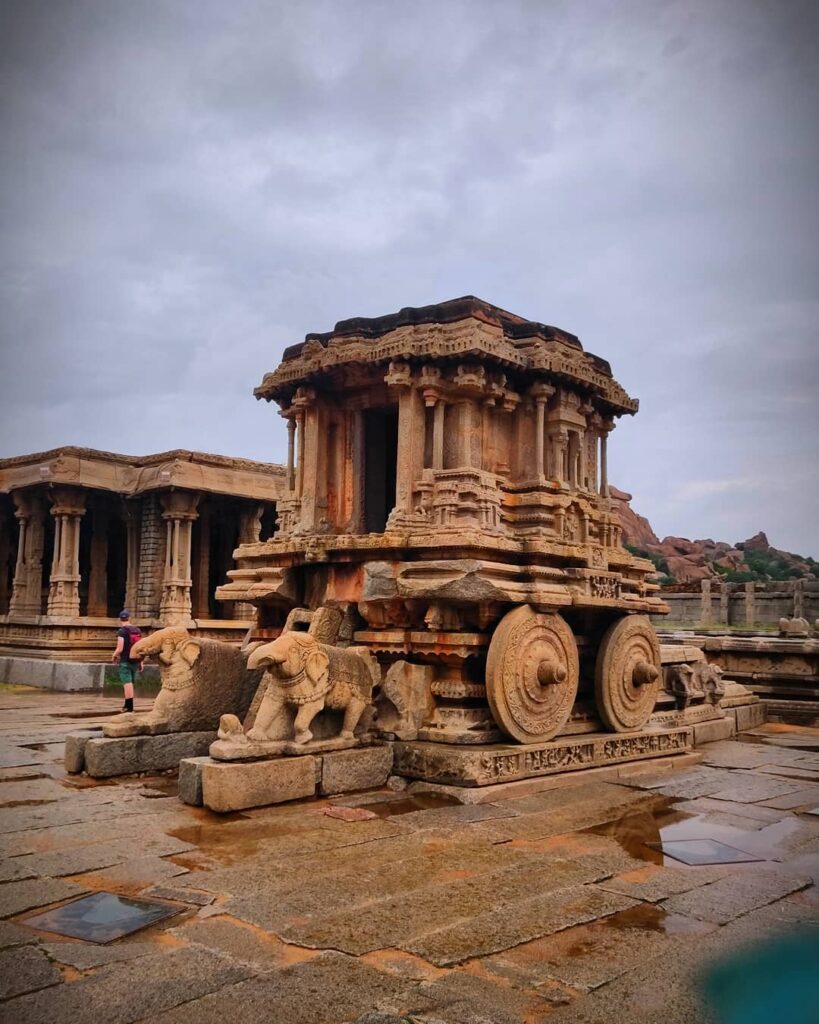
[332,793,460,818]
[646,838,763,866]
[586,796,803,869]
[0,797,59,809]
[599,903,713,937]
[19,743,50,751]
[22,891,183,943]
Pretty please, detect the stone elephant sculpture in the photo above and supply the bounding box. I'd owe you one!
[103,626,262,737]
[245,632,379,745]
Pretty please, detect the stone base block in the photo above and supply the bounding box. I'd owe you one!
[394,727,693,787]
[63,728,104,773]
[691,717,735,745]
[82,731,216,778]
[178,756,212,806]
[320,745,394,796]
[201,755,319,812]
[406,751,704,804]
[209,734,369,762]
[0,656,106,692]
[734,701,767,731]
[762,700,819,727]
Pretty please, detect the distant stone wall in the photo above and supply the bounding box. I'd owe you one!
[654,578,819,630]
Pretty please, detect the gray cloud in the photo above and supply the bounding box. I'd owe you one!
[1,0,817,554]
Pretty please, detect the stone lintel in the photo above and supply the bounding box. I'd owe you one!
[394,727,693,787]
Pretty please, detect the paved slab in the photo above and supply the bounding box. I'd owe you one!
[0,689,818,1024]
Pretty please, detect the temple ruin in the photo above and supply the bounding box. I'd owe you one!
[0,447,283,662]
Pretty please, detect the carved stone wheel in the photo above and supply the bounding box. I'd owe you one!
[595,615,661,732]
[486,606,579,743]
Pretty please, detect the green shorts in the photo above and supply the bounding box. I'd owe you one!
[118,662,138,685]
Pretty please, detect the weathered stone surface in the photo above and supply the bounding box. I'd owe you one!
[691,716,735,744]
[395,729,693,787]
[405,885,637,965]
[598,864,731,903]
[84,732,216,778]
[177,756,210,806]
[201,755,319,812]
[660,869,811,923]
[41,940,156,970]
[0,878,88,919]
[0,947,252,1024]
[319,745,394,796]
[0,946,63,1000]
[138,951,424,1024]
[63,728,103,773]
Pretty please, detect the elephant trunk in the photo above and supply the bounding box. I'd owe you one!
[247,644,285,670]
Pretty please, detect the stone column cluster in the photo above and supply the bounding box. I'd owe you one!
[9,491,46,616]
[46,487,86,617]
[158,490,200,625]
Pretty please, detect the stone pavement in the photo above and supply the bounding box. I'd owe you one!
[0,686,817,1024]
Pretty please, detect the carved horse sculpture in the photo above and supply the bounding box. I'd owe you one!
[245,632,378,745]
[103,626,262,737]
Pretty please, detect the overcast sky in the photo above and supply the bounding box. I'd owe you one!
[1,0,817,555]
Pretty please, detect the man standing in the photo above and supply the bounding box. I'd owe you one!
[112,610,142,713]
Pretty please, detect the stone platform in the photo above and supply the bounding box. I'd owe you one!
[181,743,394,811]
[394,727,693,788]
[65,729,215,777]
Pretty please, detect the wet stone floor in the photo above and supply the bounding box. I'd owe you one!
[0,687,817,1024]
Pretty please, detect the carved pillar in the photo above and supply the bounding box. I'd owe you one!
[744,581,756,627]
[530,384,554,480]
[599,419,614,498]
[0,508,11,614]
[719,582,730,626]
[285,415,296,492]
[557,429,569,488]
[123,499,140,614]
[350,408,366,533]
[793,579,804,620]
[386,362,425,520]
[191,501,211,619]
[86,500,109,617]
[292,387,320,531]
[700,579,713,625]
[46,487,86,618]
[9,491,46,616]
[432,399,446,470]
[158,490,200,625]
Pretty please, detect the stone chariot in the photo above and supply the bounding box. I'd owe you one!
[214,297,684,787]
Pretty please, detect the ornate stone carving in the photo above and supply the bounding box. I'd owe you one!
[667,660,726,710]
[239,633,379,746]
[594,615,661,732]
[486,605,579,743]
[103,626,262,737]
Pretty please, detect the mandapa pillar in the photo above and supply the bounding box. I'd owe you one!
[123,500,141,614]
[46,487,87,618]
[9,490,47,617]
[158,490,200,625]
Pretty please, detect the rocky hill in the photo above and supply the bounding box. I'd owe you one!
[610,487,817,584]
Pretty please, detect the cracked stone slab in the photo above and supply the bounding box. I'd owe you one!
[416,970,555,1024]
[707,775,810,804]
[660,868,812,924]
[404,885,638,965]
[0,878,89,919]
[282,858,610,954]
[40,940,157,970]
[597,863,732,903]
[127,951,428,1024]
[0,945,63,1000]
[758,786,819,810]
[0,946,253,1024]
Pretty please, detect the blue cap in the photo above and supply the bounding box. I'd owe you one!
[118,610,130,620]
